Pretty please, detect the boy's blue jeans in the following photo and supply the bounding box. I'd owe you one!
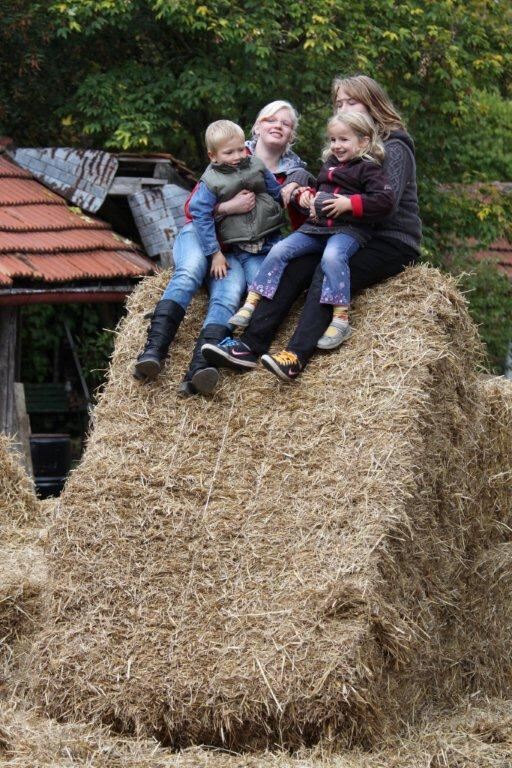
[162,223,277,327]
[250,230,360,307]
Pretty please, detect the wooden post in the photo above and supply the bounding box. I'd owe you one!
[0,307,33,477]
[0,306,19,436]
[13,383,33,477]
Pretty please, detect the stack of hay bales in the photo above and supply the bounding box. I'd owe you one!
[1,697,511,767]
[27,266,512,750]
[462,376,512,694]
[0,435,46,675]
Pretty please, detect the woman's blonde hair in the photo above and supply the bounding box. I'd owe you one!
[331,75,405,139]
[252,100,300,149]
[322,112,385,164]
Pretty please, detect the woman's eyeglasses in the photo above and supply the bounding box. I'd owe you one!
[261,117,294,129]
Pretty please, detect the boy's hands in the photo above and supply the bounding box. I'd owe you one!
[218,190,255,216]
[210,251,228,279]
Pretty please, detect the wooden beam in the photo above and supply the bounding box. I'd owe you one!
[0,306,18,436]
[14,383,34,478]
[109,177,167,196]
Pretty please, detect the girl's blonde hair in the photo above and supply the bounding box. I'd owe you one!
[323,112,385,164]
[205,120,245,153]
[331,75,405,139]
[252,100,300,149]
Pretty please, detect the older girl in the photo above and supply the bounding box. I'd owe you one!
[202,75,421,382]
[229,112,394,350]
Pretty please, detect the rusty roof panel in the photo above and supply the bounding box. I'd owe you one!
[0,254,40,283]
[0,153,154,296]
[0,204,109,232]
[0,227,137,254]
[0,178,64,206]
[12,148,119,213]
[0,156,33,179]
[6,251,151,282]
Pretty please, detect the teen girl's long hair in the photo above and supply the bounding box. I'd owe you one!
[332,75,405,139]
[322,112,386,164]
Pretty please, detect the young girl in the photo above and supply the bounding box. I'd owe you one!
[229,112,394,349]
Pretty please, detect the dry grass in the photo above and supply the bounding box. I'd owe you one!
[0,434,39,535]
[0,436,46,681]
[0,697,511,766]
[12,266,511,749]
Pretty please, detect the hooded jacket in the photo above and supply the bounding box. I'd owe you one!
[298,154,394,244]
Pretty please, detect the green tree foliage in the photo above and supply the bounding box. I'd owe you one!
[1,0,512,369]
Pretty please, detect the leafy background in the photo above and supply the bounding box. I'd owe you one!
[2,0,512,374]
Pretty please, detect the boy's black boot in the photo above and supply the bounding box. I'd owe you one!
[178,324,230,397]
[134,299,185,380]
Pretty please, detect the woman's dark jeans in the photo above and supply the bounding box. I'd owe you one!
[242,236,419,367]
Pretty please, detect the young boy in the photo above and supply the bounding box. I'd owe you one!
[133,119,285,382]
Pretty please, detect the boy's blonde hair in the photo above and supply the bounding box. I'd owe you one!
[205,120,245,153]
[332,75,405,139]
[252,100,300,149]
[323,112,385,163]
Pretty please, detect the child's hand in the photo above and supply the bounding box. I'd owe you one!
[297,188,315,210]
[322,194,352,218]
[218,190,255,215]
[210,251,228,279]
[281,182,299,206]
[309,193,319,221]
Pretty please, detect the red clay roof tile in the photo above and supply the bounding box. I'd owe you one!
[0,154,154,297]
[0,228,135,254]
[0,156,32,179]
[0,204,109,232]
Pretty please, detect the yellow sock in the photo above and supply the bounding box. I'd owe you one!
[246,291,261,308]
[332,305,349,322]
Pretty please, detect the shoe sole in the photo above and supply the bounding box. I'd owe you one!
[261,354,297,383]
[177,381,197,397]
[134,359,162,379]
[316,327,353,350]
[202,343,257,371]
[191,367,219,395]
[228,314,250,328]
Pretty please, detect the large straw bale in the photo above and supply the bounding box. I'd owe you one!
[1,697,511,766]
[28,266,512,748]
[0,436,46,674]
[459,376,512,694]
[0,434,39,534]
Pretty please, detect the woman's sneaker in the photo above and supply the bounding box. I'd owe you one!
[317,319,352,350]
[201,337,258,370]
[261,350,302,382]
[228,304,254,328]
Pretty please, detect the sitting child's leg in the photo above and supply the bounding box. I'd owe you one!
[229,232,323,327]
[317,233,359,350]
[133,223,209,379]
[179,255,246,396]
[229,290,261,327]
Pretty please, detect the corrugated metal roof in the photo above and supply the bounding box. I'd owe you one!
[0,176,64,206]
[0,154,154,295]
[0,158,32,179]
[0,204,109,232]
[0,228,134,253]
